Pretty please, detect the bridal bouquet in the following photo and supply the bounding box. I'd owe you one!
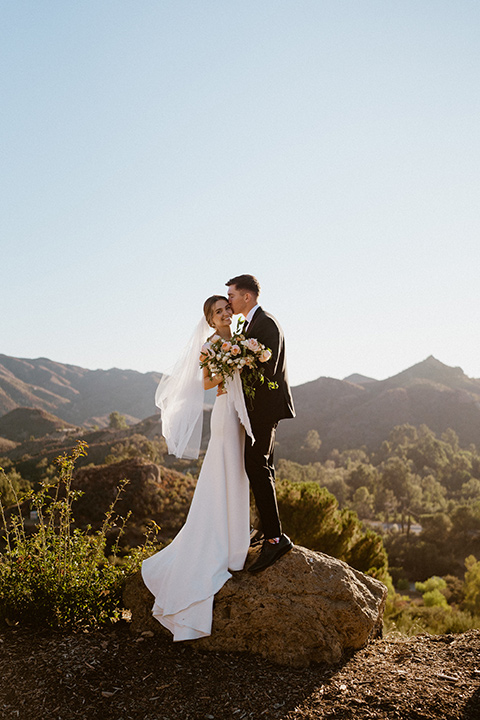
[200,330,277,399]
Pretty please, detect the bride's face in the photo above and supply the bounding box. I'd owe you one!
[210,299,233,331]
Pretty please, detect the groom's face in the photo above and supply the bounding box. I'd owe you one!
[227,285,247,316]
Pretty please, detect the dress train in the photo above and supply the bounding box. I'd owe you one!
[141,391,250,640]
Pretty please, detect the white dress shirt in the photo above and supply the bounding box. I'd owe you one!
[245,304,259,327]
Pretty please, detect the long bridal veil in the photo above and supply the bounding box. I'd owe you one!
[155,317,210,459]
[155,317,254,458]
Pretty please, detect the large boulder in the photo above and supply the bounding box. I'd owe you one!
[124,544,387,667]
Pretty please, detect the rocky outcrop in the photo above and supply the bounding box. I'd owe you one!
[124,544,387,667]
[72,459,196,544]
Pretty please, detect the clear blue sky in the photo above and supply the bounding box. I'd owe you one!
[2,1,479,386]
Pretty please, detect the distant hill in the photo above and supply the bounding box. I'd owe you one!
[1,352,480,457]
[0,407,207,486]
[0,354,162,427]
[343,373,378,385]
[0,407,79,443]
[276,356,480,457]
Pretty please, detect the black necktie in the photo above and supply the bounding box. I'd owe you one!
[243,320,249,333]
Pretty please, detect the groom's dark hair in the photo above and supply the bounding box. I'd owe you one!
[226,274,261,297]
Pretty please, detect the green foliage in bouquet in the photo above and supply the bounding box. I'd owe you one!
[0,441,156,629]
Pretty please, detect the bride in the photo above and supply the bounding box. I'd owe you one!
[141,295,253,641]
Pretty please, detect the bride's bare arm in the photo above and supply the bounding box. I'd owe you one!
[202,366,223,391]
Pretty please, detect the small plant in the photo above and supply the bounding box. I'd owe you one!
[0,441,157,629]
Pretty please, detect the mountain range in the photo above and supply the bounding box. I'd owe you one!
[0,354,161,427]
[1,352,479,453]
[277,355,480,456]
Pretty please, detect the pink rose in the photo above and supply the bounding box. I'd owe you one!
[245,338,260,352]
[221,341,232,352]
[230,344,241,356]
[259,349,271,363]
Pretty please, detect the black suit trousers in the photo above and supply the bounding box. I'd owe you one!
[244,419,281,539]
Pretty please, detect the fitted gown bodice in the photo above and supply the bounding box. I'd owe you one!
[141,391,250,641]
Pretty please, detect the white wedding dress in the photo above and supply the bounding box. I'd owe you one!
[141,383,251,641]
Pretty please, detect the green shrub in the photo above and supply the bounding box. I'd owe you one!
[108,412,128,429]
[276,478,389,582]
[387,605,480,636]
[104,434,166,465]
[0,441,155,629]
[422,589,449,608]
[415,575,447,595]
[463,555,480,615]
[0,468,31,507]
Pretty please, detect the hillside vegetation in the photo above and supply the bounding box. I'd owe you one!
[2,408,480,638]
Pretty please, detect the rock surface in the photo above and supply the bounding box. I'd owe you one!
[124,544,387,667]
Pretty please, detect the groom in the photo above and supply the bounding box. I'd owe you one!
[226,274,295,573]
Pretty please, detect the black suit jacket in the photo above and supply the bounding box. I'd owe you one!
[244,307,295,425]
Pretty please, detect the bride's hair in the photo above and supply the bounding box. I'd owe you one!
[203,295,228,327]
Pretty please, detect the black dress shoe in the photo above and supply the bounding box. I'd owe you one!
[248,534,293,574]
[250,527,264,547]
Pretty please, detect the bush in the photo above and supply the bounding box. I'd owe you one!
[0,468,31,507]
[0,442,156,629]
[276,478,389,581]
[415,576,447,595]
[422,589,449,608]
[387,605,480,636]
[104,435,166,465]
[108,412,128,429]
[463,555,480,615]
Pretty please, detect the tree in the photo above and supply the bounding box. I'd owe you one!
[302,429,322,452]
[460,478,480,502]
[347,463,377,492]
[463,555,480,616]
[108,411,128,430]
[275,479,389,579]
[420,513,453,544]
[104,435,166,465]
[351,486,375,519]
[419,474,447,513]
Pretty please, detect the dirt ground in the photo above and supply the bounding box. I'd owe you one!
[1,623,479,720]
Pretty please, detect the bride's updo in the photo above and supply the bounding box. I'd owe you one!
[203,295,228,328]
